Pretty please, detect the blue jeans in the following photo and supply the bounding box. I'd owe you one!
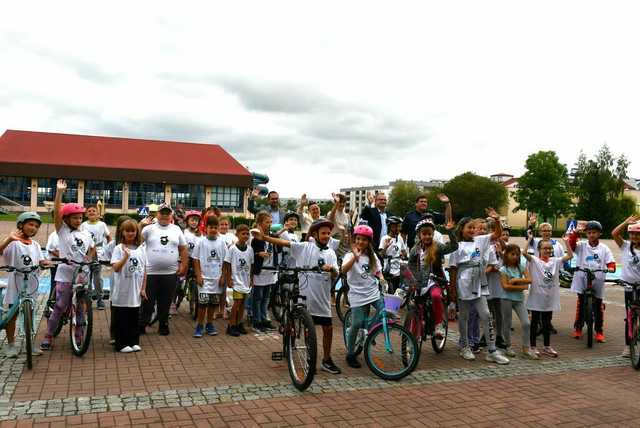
[346,298,385,356]
[251,285,271,326]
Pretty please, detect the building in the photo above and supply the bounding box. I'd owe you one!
[340,179,447,213]
[0,130,252,215]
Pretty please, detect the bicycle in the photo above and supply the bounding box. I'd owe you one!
[573,266,609,348]
[50,257,109,356]
[614,279,640,369]
[334,260,350,323]
[402,272,449,357]
[341,285,419,381]
[265,266,319,391]
[0,264,40,369]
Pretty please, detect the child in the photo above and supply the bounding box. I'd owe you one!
[0,212,45,358]
[176,210,202,315]
[45,229,60,309]
[568,220,615,342]
[407,218,458,340]
[250,218,342,374]
[218,216,238,248]
[612,215,640,357]
[485,218,505,349]
[103,215,132,345]
[110,219,147,353]
[461,218,489,352]
[224,224,254,336]
[250,211,279,333]
[279,212,300,268]
[522,238,573,357]
[499,244,537,359]
[379,216,407,295]
[448,209,509,364]
[80,205,111,309]
[192,215,227,337]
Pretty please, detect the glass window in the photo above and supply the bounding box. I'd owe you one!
[211,186,243,210]
[171,184,205,210]
[84,181,123,208]
[0,176,31,206]
[37,178,56,206]
[128,182,165,208]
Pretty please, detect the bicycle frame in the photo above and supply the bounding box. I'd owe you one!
[0,266,38,329]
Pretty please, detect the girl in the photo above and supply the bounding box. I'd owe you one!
[522,237,573,357]
[41,179,95,350]
[449,209,509,364]
[485,218,506,349]
[110,219,147,353]
[176,210,202,316]
[407,218,457,339]
[612,215,640,358]
[0,212,45,358]
[341,224,385,368]
[250,211,278,332]
[380,216,408,295]
[218,216,238,248]
[499,244,537,359]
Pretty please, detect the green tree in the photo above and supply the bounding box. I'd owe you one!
[513,151,573,223]
[388,181,421,217]
[441,172,508,219]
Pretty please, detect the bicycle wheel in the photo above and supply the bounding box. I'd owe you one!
[22,300,33,370]
[431,304,448,354]
[365,322,419,381]
[585,295,594,348]
[630,312,640,370]
[342,309,363,357]
[270,283,284,324]
[403,307,424,352]
[70,292,93,356]
[335,285,350,323]
[286,308,317,391]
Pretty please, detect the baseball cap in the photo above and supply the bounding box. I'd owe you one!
[158,202,173,212]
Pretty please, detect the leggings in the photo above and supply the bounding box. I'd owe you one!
[625,289,634,345]
[574,293,604,333]
[46,281,74,337]
[112,306,140,350]
[501,300,530,348]
[458,297,496,352]
[346,298,385,355]
[427,286,444,325]
[530,311,552,347]
[90,263,103,301]
[487,298,504,342]
[140,274,177,328]
[459,304,480,348]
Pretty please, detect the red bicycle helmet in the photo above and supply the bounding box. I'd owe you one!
[353,224,374,239]
[185,210,201,219]
[60,203,86,217]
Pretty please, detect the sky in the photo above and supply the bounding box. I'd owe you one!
[1,1,639,199]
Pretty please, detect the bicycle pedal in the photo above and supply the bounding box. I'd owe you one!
[271,352,284,361]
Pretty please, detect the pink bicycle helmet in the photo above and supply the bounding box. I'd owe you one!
[185,210,201,219]
[60,203,86,217]
[353,224,374,239]
[628,222,640,233]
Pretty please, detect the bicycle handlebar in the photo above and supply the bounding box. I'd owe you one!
[613,279,640,287]
[573,267,610,274]
[50,257,111,267]
[260,266,324,274]
[0,265,41,274]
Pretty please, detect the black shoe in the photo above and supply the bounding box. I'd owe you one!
[471,344,481,354]
[229,326,241,337]
[496,336,507,349]
[263,321,276,331]
[321,358,341,374]
[346,354,361,368]
[159,325,170,336]
[238,323,248,335]
[139,326,147,335]
[478,336,487,348]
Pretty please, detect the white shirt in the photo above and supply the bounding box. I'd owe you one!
[280,230,299,268]
[531,238,565,258]
[342,252,382,308]
[55,223,95,283]
[220,232,238,248]
[101,240,116,262]
[526,256,563,312]
[570,241,615,299]
[183,229,202,258]
[620,241,640,284]
[194,236,227,294]
[486,244,504,299]
[252,239,278,286]
[142,223,187,275]
[289,241,338,318]
[80,221,110,257]
[379,210,388,239]
[110,244,147,307]
[45,232,59,258]
[224,244,254,294]
[448,234,492,301]
[379,234,407,277]
[2,240,41,305]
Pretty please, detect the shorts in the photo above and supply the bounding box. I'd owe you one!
[198,293,221,306]
[232,291,247,300]
[312,316,332,326]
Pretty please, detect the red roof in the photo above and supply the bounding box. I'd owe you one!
[502,177,519,187]
[0,130,252,186]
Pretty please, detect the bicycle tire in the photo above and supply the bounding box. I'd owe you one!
[335,285,350,323]
[630,312,640,370]
[365,322,419,381]
[586,295,594,348]
[70,292,93,357]
[403,307,424,352]
[270,283,284,324]
[22,300,33,370]
[342,309,363,357]
[286,308,317,391]
[431,307,448,354]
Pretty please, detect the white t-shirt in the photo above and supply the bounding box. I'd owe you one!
[433,230,445,245]
[448,234,492,301]
[252,240,278,286]
[486,244,504,299]
[110,244,147,307]
[101,240,116,262]
[379,234,407,277]
[220,232,238,248]
[570,241,615,299]
[183,229,202,258]
[620,241,640,284]
[194,236,227,294]
[289,241,338,318]
[142,223,186,275]
[55,223,95,283]
[342,252,382,308]
[531,239,565,258]
[2,240,42,305]
[80,221,110,257]
[45,232,59,258]
[280,230,299,268]
[526,256,563,312]
[224,244,254,294]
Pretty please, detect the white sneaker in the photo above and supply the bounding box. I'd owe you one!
[459,347,476,361]
[4,344,19,358]
[31,348,43,356]
[621,346,631,358]
[131,345,141,352]
[119,346,134,353]
[504,347,517,357]
[522,348,539,360]
[486,350,510,365]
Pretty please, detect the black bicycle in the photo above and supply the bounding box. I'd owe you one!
[334,261,350,323]
[573,266,609,348]
[265,266,319,391]
[615,279,640,369]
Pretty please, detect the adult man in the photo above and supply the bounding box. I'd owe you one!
[359,193,393,249]
[402,193,453,249]
[249,190,286,225]
[328,193,351,257]
[297,194,321,241]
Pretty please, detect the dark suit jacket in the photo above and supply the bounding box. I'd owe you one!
[359,206,393,249]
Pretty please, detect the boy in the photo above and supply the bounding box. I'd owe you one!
[218,217,238,248]
[177,210,201,315]
[250,218,342,374]
[224,224,254,336]
[279,212,300,268]
[80,205,111,309]
[568,220,615,342]
[379,216,407,294]
[192,216,227,337]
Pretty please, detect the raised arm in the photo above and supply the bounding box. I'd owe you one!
[522,235,533,262]
[485,207,502,241]
[441,220,459,255]
[561,237,573,262]
[54,179,66,232]
[250,229,292,248]
[612,215,639,248]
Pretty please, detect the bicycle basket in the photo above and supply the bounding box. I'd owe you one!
[383,293,403,315]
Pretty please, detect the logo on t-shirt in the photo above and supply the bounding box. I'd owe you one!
[188,242,195,250]
[160,236,169,245]
[392,245,399,252]
[631,255,639,265]
[21,255,32,266]
[317,258,325,268]
[72,237,86,253]
[361,263,370,279]
[128,257,141,273]
[471,248,480,258]
[543,269,553,285]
